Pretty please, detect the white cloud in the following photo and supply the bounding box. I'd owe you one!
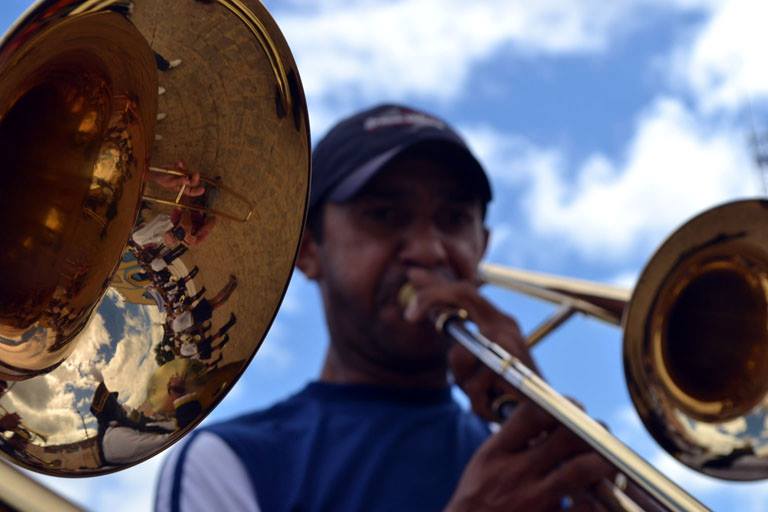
[101,307,162,410]
[0,299,163,447]
[2,310,114,445]
[670,0,768,111]
[278,0,686,103]
[610,270,638,289]
[289,0,768,112]
[485,222,515,263]
[528,98,757,259]
[4,374,81,445]
[111,288,127,310]
[462,126,545,190]
[466,97,758,262]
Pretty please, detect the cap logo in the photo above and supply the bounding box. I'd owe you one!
[363,110,445,132]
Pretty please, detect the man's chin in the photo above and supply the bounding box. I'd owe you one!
[375,316,450,367]
[379,308,441,343]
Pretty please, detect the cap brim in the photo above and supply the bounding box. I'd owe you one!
[327,138,492,204]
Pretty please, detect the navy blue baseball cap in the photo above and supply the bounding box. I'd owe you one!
[310,104,492,211]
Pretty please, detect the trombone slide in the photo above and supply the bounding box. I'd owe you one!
[440,312,709,512]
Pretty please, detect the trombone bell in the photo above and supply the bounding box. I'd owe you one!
[626,199,768,480]
[483,199,768,482]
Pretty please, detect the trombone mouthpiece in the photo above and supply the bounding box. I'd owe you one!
[398,283,417,309]
[398,282,468,333]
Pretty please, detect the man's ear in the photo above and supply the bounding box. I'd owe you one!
[296,229,321,280]
[480,225,490,258]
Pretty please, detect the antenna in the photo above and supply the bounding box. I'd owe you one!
[747,99,768,196]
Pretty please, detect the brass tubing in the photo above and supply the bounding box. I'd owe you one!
[0,460,82,512]
[479,263,629,325]
[440,314,708,512]
[146,166,255,222]
[525,304,576,348]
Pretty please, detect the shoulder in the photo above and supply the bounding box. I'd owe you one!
[440,393,492,448]
[154,392,315,512]
[154,431,260,512]
[206,390,316,439]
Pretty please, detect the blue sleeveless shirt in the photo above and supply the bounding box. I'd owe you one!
[202,382,490,512]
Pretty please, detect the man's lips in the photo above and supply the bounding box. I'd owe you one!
[375,268,460,311]
[375,274,410,311]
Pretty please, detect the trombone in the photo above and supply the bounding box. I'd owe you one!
[412,199,768,511]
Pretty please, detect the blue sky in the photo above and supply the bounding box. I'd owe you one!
[4,0,768,510]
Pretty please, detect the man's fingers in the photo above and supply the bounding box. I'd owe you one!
[529,424,592,475]
[449,344,524,421]
[406,281,532,363]
[448,344,481,383]
[488,400,560,453]
[457,368,498,419]
[402,268,497,323]
[568,490,610,512]
[402,268,531,366]
[539,452,615,507]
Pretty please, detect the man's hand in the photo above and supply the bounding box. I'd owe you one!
[403,268,621,510]
[445,401,615,512]
[403,267,535,420]
[150,161,206,197]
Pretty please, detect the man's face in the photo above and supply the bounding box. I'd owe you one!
[306,156,488,377]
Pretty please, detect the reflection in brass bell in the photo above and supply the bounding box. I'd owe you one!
[625,199,768,481]
[0,0,309,476]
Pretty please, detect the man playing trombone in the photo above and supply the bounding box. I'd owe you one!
[155,104,617,511]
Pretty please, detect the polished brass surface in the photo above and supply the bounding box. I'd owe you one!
[216,0,294,114]
[443,316,707,511]
[478,199,768,497]
[403,288,707,511]
[0,0,310,477]
[479,264,630,326]
[652,252,768,421]
[626,199,768,480]
[146,166,255,222]
[478,264,629,347]
[0,9,156,380]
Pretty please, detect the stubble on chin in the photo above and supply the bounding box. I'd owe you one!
[369,307,451,374]
[325,274,450,379]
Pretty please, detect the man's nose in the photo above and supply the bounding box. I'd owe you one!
[399,222,448,268]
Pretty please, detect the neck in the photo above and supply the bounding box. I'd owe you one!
[319,344,449,389]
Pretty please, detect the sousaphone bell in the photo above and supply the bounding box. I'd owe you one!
[0,0,310,483]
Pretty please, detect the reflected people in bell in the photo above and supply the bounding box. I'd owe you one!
[0,411,30,457]
[80,158,243,467]
[0,408,44,451]
[169,275,237,334]
[90,382,174,466]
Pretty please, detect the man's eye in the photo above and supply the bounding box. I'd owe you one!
[440,209,472,229]
[365,207,403,224]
